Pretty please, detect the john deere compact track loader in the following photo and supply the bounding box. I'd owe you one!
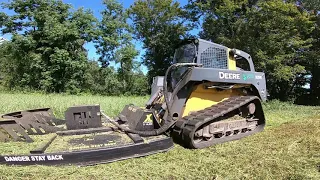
[0,39,267,166]
[115,38,267,149]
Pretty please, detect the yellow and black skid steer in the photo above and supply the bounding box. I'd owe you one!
[0,39,267,166]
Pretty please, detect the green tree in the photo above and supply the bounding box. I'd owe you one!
[0,41,14,88]
[115,44,139,94]
[245,0,313,101]
[84,60,123,95]
[300,0,320,10]
[84,60,148,96]
[186,0,257,48]
[95,0,139,94]
[296,0,320,105]
[95,0,133,67]
[0,0,97,93]
[130,0,190,81]
[188,0,314,101]
[131,70,149,95]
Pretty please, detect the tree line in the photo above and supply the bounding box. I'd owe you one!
[0,0,319,105]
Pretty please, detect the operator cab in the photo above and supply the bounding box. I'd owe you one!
[173,41,197,64]
[173,39,255,72]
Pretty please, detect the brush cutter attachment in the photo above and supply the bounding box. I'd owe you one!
[0,105,173,166]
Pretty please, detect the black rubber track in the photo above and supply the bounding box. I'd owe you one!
[172,96,266,149]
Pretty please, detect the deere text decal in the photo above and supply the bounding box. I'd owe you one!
[219,72,240,80]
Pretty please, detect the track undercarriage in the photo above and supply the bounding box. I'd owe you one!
[173,96,265,149]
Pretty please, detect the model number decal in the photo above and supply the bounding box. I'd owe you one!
[255,75,263,80]
[4,155,64,162]
[219,72,240,80]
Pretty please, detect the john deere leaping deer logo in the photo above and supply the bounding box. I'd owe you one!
[242,73,255,81]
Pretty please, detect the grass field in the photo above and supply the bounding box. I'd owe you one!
[0,92,319,180]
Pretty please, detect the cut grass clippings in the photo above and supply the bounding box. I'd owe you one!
[0,92,319,180]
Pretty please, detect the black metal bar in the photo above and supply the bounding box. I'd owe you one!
[30,135,58,154]
[0,119,16,125]
[127,133,144,143]
[56,127,119,136]
[1,108,53,119]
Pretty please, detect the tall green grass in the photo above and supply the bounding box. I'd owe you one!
[0,92,319,180]
[0,92,149,118]
[263,100,320,127]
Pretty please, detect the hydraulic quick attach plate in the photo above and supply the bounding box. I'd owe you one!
[118,105,160,131]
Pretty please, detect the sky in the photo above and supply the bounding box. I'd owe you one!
[0,0,199,72]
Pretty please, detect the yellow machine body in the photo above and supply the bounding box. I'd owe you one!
[182,49,241,117]
[182,85,244,117]
[228,49,237,70]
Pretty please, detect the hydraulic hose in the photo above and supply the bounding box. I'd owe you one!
[103,63,201,136]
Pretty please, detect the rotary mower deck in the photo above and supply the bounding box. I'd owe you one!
[0,105,173,166]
